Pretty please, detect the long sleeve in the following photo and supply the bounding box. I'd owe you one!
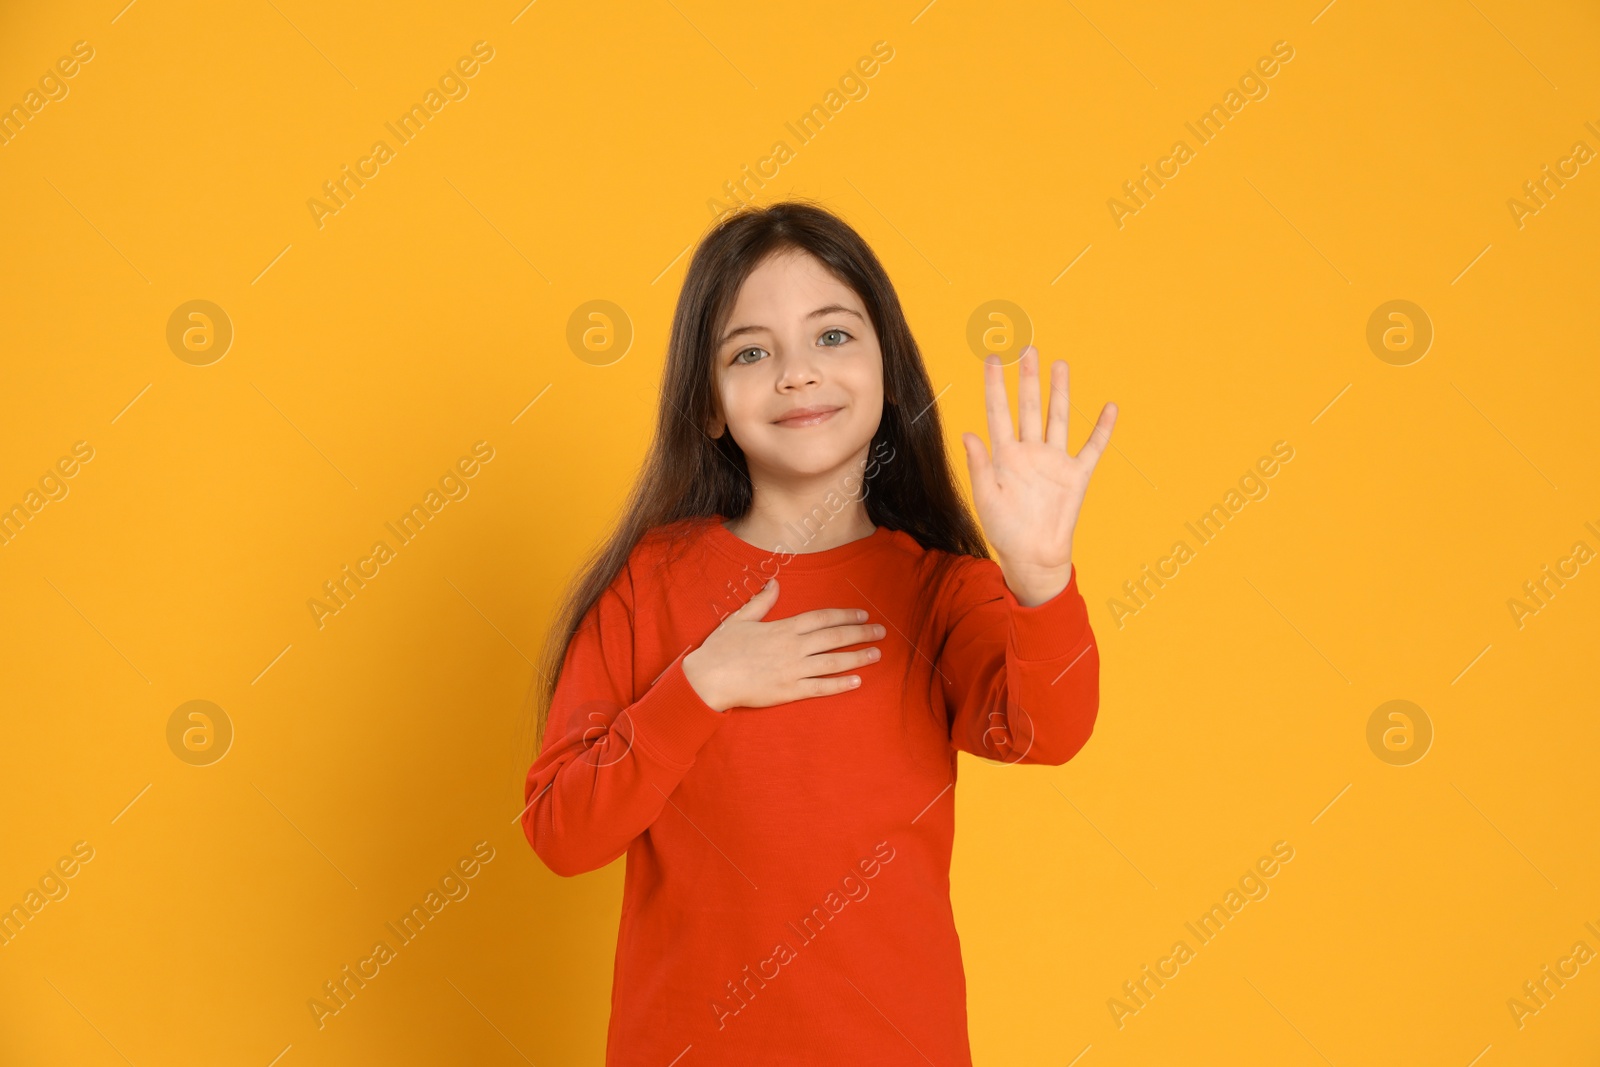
[522,560,728,877]
[937,558,1099,766]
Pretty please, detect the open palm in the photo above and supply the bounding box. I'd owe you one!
[960,345,1116,598]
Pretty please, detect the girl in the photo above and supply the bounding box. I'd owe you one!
[521,200,1115,1066]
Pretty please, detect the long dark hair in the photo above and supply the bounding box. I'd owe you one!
[522,198,992,760]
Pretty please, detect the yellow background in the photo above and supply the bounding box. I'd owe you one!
[2,0,1597,1063]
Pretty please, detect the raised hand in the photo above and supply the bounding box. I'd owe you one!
[959,345,1116,606]
[682,578,885,712]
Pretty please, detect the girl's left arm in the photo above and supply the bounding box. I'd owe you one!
[938,557,1099,765]
[946,343,1116,765]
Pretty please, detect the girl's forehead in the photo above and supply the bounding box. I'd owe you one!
[747,248,830,284]
[734,251,861,309]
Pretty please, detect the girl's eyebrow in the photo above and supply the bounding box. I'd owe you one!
[719,304,865,346]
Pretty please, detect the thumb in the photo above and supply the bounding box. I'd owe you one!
[962,432,992,484]
[739,576,780,621]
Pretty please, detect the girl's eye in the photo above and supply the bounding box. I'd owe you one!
[731,330,849,364]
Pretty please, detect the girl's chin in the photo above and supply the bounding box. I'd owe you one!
[750,446,870,478]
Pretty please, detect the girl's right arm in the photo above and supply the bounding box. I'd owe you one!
[521,560,728,877]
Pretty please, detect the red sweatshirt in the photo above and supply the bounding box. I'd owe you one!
[522,513,1100,1066]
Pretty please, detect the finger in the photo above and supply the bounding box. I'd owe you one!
[800,673,863,700]
[962,431,993,489]
[1073,401,1118,469]
[804,647,881,676]
[1018,345,1043,443]
[790,606,870,634]
[982,354,1014,447]
[801,622,884,653]
[738,576,780,621]
[1045,359,1069,450]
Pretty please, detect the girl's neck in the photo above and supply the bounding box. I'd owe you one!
[724,499,875,555]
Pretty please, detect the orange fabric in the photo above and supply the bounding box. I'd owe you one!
[523,514,1100,1066]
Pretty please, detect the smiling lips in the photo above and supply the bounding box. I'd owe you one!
[773,405,841,428]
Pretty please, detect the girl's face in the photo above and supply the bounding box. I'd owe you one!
[707,247,884,486]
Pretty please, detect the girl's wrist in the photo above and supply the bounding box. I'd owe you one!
[999,558,1073,607]
[682,647,729,712]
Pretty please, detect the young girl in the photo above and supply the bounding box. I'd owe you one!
[521,200,1115,1066]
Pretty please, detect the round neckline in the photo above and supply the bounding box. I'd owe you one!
[705,512,892,572]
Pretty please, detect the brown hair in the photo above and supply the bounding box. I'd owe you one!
[521,198,992,760]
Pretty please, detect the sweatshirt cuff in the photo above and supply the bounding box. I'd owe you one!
[1003,563,1092,662]
[627,649,728,769]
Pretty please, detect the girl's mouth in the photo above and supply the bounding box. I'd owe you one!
[773,407,841,428]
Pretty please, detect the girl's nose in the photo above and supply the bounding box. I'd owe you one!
[774,345,822,386]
